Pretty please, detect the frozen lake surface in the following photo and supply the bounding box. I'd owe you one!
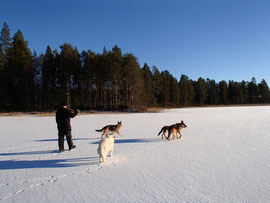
[0,106,270,202]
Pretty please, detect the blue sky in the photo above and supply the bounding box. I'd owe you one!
[1,0,270,84]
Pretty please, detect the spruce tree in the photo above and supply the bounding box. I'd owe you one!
[108,45,122,109]
[57,43,81,107]
[171,78,180,105]
[141,63,153,107]
[152,66,162,106]
[160,71,171,106]
[0,46,4,108]
[258,79,270,103]
[218,81,228,104]
[122,53,143,107]
[33,50,43,110]
[94,48,110,109]
[0,22,12,54]
[81,50,96,109]
[179,74,189,105]
[41,46,57,109]
[195,77,208,105]
[0,46,3,70]
[247,77,258,104]
[4,30,34,110]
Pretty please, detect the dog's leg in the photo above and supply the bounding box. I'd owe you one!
[179,132,182,139]
[175,132,179,139]
[116,130,123,136]
[162,131,167,139]
[167,131,171,141]
[172,132,176,140]
[99,153,104,163]
[99,156,103,163]
[109,149,113,157]
[103,129,109,138]
[165,132,168,139]
[100,149,107,163]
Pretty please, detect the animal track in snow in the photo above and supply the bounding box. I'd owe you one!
[1,139,168,200]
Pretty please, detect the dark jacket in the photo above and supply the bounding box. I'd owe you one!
[56,107,78,133]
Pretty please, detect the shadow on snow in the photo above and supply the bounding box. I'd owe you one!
[91,138,162,145]
[0,149,60,156]
[0,157,98,170]
[34,138,93,142]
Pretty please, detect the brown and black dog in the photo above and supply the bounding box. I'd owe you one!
[158,121,187,140]
[167,121,187,141]
[95,121,123,138]
[157,125,171,139]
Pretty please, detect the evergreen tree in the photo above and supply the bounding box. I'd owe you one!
[179,74,194,106]
[0,46,3,70]
[206,79,218,105]
[240,81,248,104]
[194,77,208,105]
[33,50,42,110]
[4,30,34,110]
[179,74,189,106]
[228,81,244,104]
[218,80,228,104]
[187,79,195,105]
[159,71,170,106]
[171,78,180,105]
[121,53,143,107]
[152,66,162,106]
[0,22,12,54]
[0,46,4,108]
[41,46,57,109]
[159,70,178,107]
[247,77,258,104]
[141,63,153,107]
[57,43,81,107]
[108,45,122,109]
[94,47,110,109]
[258,79,270,103]
[81,50,96,109]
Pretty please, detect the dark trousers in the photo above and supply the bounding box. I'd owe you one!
[58,130,74,151]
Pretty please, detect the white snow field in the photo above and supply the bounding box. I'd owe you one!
[0,106,270,202]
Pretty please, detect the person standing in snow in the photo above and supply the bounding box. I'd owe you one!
[56,101,79,152]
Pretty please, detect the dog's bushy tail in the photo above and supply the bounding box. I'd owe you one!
[95,129,103,132]
[157,128,164,136]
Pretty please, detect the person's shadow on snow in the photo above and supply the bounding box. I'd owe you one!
[0,156,98,170]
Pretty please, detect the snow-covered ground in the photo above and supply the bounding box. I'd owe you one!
[1,106,270,202]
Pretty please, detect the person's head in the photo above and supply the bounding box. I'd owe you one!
[60,101,68,108]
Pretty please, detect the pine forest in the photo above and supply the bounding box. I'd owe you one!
[0,22,269,112]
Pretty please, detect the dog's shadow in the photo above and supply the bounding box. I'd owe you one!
[92,138,161,145]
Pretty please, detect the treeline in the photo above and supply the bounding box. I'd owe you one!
[0,22,270,111]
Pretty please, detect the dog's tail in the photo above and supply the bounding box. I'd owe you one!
[95,128,103,132]
[157,128,164,136]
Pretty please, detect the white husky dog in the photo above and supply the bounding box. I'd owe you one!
[97,134,115,163]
